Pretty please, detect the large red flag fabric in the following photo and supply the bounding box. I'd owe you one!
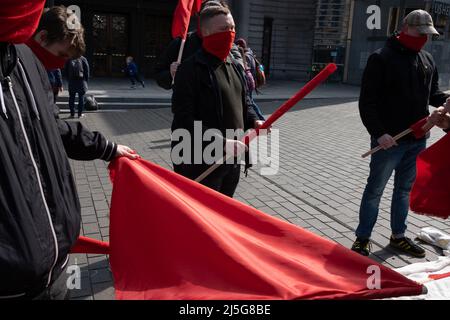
[107,158,423,300]
[410,133,450,219]
[172,0,202,39]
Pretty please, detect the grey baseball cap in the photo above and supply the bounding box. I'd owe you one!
[404,10,439,36]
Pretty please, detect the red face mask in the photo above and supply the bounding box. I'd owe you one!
[26,38,68,70]
[397,31,428,52]
[202,30,236,61]
[0,0,46,44]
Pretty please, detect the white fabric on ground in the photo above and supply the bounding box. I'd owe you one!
[391,257,450,300]
[417,227,450,256]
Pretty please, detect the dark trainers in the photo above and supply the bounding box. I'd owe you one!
[351,238,371,256]
[389,236,426,258]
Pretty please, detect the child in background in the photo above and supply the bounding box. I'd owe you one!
[124,56,145,89]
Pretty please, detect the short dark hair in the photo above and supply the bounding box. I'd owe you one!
[199,6,231,29]
[201,0,229,12]
[35,5,86,58]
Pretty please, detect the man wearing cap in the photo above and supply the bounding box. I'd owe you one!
[352,10,449,257]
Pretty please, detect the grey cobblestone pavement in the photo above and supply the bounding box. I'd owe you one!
[67,99,450,300]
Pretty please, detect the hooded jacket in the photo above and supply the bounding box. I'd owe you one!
[0,43,117,299]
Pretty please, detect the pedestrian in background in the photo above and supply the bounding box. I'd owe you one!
[65,55,89,118]
[124,56,145,89]
[236,38,265,120]
[48,69,63,102]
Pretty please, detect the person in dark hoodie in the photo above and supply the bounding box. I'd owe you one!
[0,1,138,300]
[352,10,449,258]
[154,0,243,90]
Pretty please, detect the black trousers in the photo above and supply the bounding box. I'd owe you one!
[175,163,241,198]
[32,265,70,300]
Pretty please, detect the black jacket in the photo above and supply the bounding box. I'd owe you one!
[154,31,244,90]
[359,35,449,140]
[171,49,258,169]
[0,43,117,299]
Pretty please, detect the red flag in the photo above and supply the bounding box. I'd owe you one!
[108,158,423,300]
[172,0,201,39]
[410,133,450,219]
[410,117,432,139]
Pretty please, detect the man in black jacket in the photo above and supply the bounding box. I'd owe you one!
[352,10,449,258]
[171,6,263,197]
[154,0,243,90]
[0,1,137,300]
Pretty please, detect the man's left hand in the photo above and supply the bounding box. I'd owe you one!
[115,145,140,160]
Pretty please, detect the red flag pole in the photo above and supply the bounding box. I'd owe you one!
[196,63,338,182]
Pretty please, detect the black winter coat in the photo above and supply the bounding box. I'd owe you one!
[171,49,258,173]
[359,35,449,140]
[0,43,117,299]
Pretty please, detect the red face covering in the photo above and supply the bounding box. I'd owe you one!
[397,31,428,52]
[26,38,68,70]
[202,30,236,61]
[0,0,46,44]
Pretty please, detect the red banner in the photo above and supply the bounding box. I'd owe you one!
[172,0,202,39]
[107,158,423,300]
[411,133,450,219]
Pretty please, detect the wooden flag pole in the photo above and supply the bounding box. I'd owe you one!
[172,38,186,86]
[361,129,413,159]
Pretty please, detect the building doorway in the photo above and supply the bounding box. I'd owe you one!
[143,14,172,78]
[261,17,273,77]
[91,13,129,77]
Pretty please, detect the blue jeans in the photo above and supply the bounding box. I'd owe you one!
[355,137,426,240]
[69,91,85,117]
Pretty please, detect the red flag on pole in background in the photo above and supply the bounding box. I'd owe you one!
[106,158,424,300]
[172,0,202,39]
[410,133,450,219]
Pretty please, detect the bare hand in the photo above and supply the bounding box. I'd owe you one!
[115,145,140,160]
[170,62,181,79]
[59,86,63,92]
[377,134,397,150]
[429,107,450,129]
[444,97,450,114]
[254,120,271,135]
[224,139,248,157]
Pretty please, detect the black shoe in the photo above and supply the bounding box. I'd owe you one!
[351,238,371,256]
[389,236,426,258]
